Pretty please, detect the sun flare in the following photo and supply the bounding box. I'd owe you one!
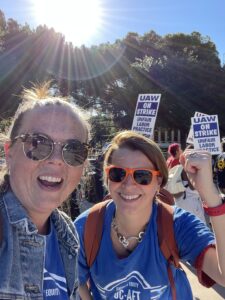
[32,0,103,46]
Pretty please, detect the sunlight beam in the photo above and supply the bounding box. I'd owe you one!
[32,0,103,46]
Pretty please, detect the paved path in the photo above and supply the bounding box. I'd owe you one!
[182,263,225,299]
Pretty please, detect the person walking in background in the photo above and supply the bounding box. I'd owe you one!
[75,130,225,300]
[165,144,206,223]
[173,167,206,223]
[166,143,182,169]
[0,82,90,299]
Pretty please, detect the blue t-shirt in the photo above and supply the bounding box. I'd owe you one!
[43,222,69,300]
[75,201,215,300]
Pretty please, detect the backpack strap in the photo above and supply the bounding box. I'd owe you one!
[84,197,180,268]
[84,200,110,267]
[157,188,175,205]
[156,201,180,266]
[84,197,180,300]
[156,200,181,300]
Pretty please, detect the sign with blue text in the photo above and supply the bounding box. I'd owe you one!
[191,114,221,154]
[131,94,161,138]
[186,112,208,144]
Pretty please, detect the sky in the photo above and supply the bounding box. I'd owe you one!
[1,0,225,64]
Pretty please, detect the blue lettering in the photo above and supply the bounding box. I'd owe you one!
[139,95,160,101]
[194,116,216,123]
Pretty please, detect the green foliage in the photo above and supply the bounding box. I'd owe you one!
[90,114,118,148]
[99,31,225,135]
[0,118,11,134]
[0,118,11,158]
[0,7,225,145]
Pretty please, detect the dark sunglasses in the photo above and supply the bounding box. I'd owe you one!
[12,133,89,166]
[105,165,160,186]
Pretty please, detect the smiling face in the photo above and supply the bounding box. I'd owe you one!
[107,147,161,216]
[6,105,87,219]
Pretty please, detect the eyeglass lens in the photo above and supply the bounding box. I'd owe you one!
[63,141,88,166]
[23,134,88,166]
[24,135,52,161]
[134,170,152,185]
[108,168,153,185]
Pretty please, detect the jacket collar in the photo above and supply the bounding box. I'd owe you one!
[3,190,38,234]
[2,190,78,255]
[51,209,78,256]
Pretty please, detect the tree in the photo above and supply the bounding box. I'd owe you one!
[97,31,225,137]
[0,9,225,142]
[0,10,6,52]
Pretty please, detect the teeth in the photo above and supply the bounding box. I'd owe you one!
[39,176,62,183]
[120,194,140,200]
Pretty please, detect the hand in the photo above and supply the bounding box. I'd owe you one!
[180,150,221,206]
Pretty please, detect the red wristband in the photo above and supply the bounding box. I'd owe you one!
[203,201,225,216]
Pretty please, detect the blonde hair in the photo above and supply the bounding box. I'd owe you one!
[103,130,168,187]
[0,81,91,190]
[8,81,90,141]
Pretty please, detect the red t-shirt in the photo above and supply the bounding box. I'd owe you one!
[166,156,180,169]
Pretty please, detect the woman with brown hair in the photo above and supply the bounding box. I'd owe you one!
[75,130,225,300]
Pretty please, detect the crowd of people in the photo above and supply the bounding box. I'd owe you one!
[1,82,225,299]
[165,143,207,223]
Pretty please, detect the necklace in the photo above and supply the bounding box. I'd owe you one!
[111,217,147,249]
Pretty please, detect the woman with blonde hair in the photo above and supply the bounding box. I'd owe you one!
[0,82,90,299]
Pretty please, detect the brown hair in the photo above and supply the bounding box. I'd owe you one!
[103,130,168,187]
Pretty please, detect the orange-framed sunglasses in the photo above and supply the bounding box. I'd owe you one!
[105,165,160,186]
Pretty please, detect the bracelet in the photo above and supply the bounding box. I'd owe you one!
[203,201,225,216]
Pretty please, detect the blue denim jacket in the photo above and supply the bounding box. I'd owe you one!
[0,190,78,300]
